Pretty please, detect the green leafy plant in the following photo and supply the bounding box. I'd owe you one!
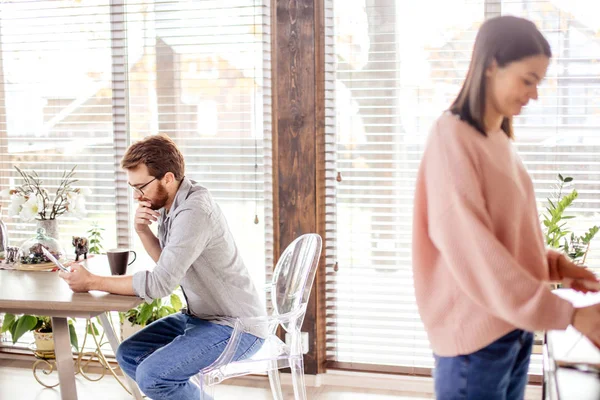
[87,222,105,255]
[120,293,183,327]
[1,314,79,350]
[542,174,599,264]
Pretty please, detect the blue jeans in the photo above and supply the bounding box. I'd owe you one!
[434,329,533,400]
[116,312,264,400]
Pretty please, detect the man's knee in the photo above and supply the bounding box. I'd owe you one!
[115,338,138,376]
[115,340,129,365]
[136,358,167,397]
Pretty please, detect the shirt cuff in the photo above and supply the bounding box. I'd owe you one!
[132,270,153,304]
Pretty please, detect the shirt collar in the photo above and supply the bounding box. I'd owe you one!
[163,176,191,218]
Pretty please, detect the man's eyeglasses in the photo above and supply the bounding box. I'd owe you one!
[129,177,157,196]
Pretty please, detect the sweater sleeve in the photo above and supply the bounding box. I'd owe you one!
[424,128,574,332]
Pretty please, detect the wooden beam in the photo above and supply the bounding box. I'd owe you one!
[272,0,326,375]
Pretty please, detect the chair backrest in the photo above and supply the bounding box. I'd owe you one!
[271,233,322,332]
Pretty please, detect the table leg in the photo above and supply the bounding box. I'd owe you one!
[98,313,143,400]
[51,317,78,400]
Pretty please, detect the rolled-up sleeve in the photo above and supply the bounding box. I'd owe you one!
[132,270,150,301]
[131,202,212,303]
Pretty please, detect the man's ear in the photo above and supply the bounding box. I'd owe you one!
[164,172,176,185]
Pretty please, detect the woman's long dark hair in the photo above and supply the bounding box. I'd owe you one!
[450,16,551,139]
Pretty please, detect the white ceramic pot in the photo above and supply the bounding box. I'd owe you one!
[33,331,54,352]
[120,321,145,341]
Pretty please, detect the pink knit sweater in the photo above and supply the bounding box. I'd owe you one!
[412,112,574,356]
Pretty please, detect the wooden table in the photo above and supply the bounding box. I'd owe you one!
[543,290,600,400]
[0,256,144,400]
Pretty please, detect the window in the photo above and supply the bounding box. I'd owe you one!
[326,0,600,375]
[501,1,600,273]
[124,0,273,302]
[0,0,272,350]
[0,0,117,247]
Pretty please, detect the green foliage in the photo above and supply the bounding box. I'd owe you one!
[120,293,183,327]
[87,320,100,336]
[542,174,600,264]
[1,314,79,350]
[87,222,105,255]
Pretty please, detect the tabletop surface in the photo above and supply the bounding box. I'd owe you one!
[547,290,600,400]
[0,255,143,315]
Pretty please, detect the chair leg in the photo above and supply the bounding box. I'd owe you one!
[192,374,215,400]
[202,385,216,400]
[268,361,284,400]
[290,358,307,400]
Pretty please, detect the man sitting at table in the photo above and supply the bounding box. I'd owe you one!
[59,134,266,399]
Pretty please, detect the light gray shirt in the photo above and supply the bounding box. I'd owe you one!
[132,178,267,338]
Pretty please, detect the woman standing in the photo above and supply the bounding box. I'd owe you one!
[412,16,600,400]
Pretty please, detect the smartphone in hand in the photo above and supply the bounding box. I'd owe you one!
[41,247,70,273]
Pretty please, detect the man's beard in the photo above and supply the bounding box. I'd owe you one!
[146,183,169,210]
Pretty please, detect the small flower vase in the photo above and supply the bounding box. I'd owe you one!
[36,219,59,240]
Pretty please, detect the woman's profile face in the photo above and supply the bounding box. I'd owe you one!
[486,54,550,118]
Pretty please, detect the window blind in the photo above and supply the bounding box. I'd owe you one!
[326,0,487,372]
[0,0,126,355]
[0,0,120,249]
[124,0,273,302]
[326,0,599,375]
[501,1,600,274]
[505,1,600,374]
[0,0,272,349]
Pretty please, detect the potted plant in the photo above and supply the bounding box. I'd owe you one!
[0,314,79,352]
[87,222,105,255]
[120,293,182,340]
[532,174,600,352]
[542,174,599,265]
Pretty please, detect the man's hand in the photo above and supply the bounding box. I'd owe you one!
[59,263,136,296]
[58,262,96,293]
[135,199,160,233]
[558,254,600,293]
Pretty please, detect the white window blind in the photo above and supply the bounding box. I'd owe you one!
[124,0,273,302]
[0,0,126,355]
[505,1,600,374]
[326,0,486,372]
[502,1,600,272]
[0,0,120,250]
[326,0,599,374]
[0,0,272,348]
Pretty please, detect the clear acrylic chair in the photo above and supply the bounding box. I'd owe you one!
[192,233,322,400]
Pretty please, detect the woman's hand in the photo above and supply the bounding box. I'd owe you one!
[558,254,600,293]
[573,304,600,348]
